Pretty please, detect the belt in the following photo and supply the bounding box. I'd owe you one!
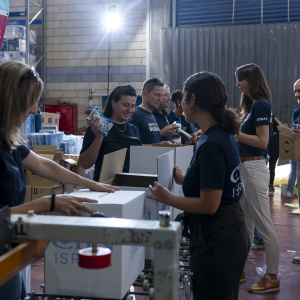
[240,156,264,163]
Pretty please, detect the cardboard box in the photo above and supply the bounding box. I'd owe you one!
[25,146,62,187]
[54,113,59,128]
[130,145,194,220]
[278,124,300,161]
[41,112,48,126]
[47,113,54,125]
[45,190,145,299]
[25,186,32,203]
[31,185,64,201]
[61,154,85,177]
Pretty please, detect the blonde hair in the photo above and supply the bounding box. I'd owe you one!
[0,61,44,149]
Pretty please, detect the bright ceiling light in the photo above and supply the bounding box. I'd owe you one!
[104,12,122,31]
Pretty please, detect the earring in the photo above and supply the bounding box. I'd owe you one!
[179,104,181,106]
[112,108,114,111]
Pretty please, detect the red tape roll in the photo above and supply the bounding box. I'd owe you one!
[78,247,111,269]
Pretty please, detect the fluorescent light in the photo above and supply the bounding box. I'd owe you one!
[104,11,122,31]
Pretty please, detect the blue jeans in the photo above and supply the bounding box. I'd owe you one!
[287,160,297,193]
[253,228,264,245]
[0,272,26,300]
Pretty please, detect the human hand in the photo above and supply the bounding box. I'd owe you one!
[54,194,98,216]
[291,127,300,140]
[89,117,103,139]
[161,124,179,136]
[87,181,120,193]
[147,181,173,204]
[173,166,184,185]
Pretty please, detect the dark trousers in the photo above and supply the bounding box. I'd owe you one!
[269,159,278,186]
[189,202,250,300]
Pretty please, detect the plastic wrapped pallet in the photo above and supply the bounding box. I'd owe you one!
[63,135,83,154]
[4,25,26,40]
[1,39,7,51]
[27,133,48,150]
[3,51,25,63]
[24,114,35,135]
[7,39,26,52]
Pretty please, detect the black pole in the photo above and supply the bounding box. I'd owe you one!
[107,32,111,96]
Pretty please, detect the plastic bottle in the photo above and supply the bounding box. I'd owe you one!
[173,121,181,144]
[293,121,298,129]
[35,109,42,133]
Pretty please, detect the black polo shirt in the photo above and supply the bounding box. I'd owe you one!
[0,141,30,208]
[153,109,172,142]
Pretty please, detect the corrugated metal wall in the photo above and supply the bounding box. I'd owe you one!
[176,0,300,27]
[160,23,300,123]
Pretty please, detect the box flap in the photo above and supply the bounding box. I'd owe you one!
[157,151,174,190]
[39,154,55,160]
[152,143,186,148]
[34,145,57,152]
[112,173,158,187]
[99,148,127,183]
[277,125,292,136]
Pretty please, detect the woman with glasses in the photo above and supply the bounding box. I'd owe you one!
[148,71,249,300]
[235,63,280,293]
[80,85,142,182]
[0,62,118,300]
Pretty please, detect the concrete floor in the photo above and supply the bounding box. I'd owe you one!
[30,186,300,299]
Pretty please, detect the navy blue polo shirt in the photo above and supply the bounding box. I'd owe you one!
[0,142,30,208]
[153,109,172,142]
[81,122,142,182]
[238,98,272,157]
[292,107,300,124]
[183,125,242,206]
[129,106,161,144]
[167,111,197,144]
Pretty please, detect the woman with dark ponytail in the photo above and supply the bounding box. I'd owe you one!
[80,85,142,182]
[235,63,280,293]
[148,71,250,300]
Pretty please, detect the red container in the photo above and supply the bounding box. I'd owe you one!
[45,105,78,135]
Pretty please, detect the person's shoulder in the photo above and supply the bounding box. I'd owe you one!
[293,107,300,115]
[127,122,140,132]
[256,98,272,109]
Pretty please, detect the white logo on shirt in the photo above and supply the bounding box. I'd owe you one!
[257,117,267,121]
[230,166,243,197]
[148,123,160,132]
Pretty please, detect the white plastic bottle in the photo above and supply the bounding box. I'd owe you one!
[173,121,181,144]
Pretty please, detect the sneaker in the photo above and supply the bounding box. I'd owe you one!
[287,191,294,198]
[249,274,280,293]
[240,270,246,283]
[251,243,265,249]
[292,256,300,264]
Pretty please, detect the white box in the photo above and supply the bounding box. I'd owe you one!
[45,190,145,299]
[130,145,193,220]
[21,264,31,294]
[4,25,26,40]
[7,38,26,52]
[3,51,25,63]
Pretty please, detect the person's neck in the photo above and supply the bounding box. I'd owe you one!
[139,100,153,113]
[109,114,126,124]
[195,112,218,134]
[174,106,183,120]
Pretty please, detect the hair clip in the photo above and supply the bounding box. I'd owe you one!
[29,66,42,82]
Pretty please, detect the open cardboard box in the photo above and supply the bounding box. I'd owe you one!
[130,145,194,220]
[25,145,63,187]
[61,154,85,177]
[278,123,300,161]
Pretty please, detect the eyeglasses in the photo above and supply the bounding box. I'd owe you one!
[142,77,163,91]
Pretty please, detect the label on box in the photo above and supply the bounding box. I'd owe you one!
[1,39,7,51]
[30,42,36,56]
[8,39,26,52]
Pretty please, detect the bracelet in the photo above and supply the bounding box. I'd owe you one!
[50,194,56,212]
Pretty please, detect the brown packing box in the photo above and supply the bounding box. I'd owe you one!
[41,112,48,126]
[31,185,64,201]
[62,154,85,177]
[278,123,300,160]
[25,146,63,187]
[47,113,54,125]
[25,186,32,203]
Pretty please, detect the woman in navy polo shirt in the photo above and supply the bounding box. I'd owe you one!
[80,85,142,182]
[167,89,199,144]
[235,63,280,293]
[0,61,118,300]
[148,72,250,299]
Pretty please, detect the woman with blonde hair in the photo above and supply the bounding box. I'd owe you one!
[0,61,118,300]
[235,63,280,293]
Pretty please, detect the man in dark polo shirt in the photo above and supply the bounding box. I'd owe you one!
[153,84,178,142]
[130,78,178,144]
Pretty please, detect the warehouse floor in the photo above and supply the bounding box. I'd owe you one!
[30,186,300,299]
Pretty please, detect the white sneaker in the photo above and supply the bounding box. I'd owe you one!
[251,243,265,249]
[287,191,294,198]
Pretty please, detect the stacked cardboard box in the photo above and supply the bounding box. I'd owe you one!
[2,25,37,65]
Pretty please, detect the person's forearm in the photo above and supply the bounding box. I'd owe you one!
[165,194,218,215]
[11,196,51,214]
[79,137,103,169]
[236,132,267,149]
